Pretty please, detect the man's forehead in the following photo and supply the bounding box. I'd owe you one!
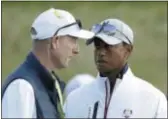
[93,37,112,47]
[93,37,107,45]
[93,37,123,47]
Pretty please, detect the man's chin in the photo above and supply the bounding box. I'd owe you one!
[98,68,120,78]
[97,69,109,77]
[62,61,70,68]
[97,66,108,72]
[61,63,69,68]
[58,59,71,68]
[56,62,68,69]
[97,68,114,77]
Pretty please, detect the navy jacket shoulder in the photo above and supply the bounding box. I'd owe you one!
[2,52,65,118]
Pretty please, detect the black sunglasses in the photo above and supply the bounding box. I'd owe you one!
[32,19,82,41]
[53,19,82,36]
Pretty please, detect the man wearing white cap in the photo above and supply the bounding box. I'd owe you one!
[2,8,94,118]
[64,19,167,118]
[64,74,95,98]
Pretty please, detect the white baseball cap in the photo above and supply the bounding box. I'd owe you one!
[86,19,134,45]
[64,74,95,97]
[31,8,94,40]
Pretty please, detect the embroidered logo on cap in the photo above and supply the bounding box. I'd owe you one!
[53,10,63,18]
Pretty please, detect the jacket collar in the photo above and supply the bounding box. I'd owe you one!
[97,66,134,95]
[117,64,129,79]
[99,63,129,79]
[25,52,56,91]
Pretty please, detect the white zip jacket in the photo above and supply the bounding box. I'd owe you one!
[64,68,167,118]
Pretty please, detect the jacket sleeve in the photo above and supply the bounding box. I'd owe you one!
[154,93,167,118]
[2,79,36,118]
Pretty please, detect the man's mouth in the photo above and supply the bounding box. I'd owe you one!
[96,60,107,64]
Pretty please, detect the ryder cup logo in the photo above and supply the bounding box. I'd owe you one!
[122,109,133,118]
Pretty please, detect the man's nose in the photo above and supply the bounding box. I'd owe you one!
[72,44,79,55]
[98,48,106,57]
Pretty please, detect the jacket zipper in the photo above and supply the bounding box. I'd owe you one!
[104,81,113,119]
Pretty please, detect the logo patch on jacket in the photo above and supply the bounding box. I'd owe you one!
[122,109,133,118]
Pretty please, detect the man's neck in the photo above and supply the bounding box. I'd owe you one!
[32,50,53,72]
[101,64,128,94]
[108,73,117,83]
[106,63,128,81]
[107,71,118,87]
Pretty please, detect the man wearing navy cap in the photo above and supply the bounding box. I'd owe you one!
[64,19,167,118]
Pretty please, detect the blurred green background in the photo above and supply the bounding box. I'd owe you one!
[2,1,167,94]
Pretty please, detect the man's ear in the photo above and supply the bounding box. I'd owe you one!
[51,35,59,49]
[126,45,133,54]
[124,44,133,59]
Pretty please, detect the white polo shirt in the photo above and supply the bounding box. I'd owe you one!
[64,68,167,118]
[2,79,37,118]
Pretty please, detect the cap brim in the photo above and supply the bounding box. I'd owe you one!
[68,29,95,40]
[86,33,122,45]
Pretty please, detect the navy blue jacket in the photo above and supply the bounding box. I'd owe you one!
[2,52,65,118]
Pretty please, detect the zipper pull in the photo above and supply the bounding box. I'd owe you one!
[92,101,99,119]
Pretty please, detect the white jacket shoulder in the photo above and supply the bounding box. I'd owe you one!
[2,79,36,118]
[134,76,167,118]
[134,76,166,99]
